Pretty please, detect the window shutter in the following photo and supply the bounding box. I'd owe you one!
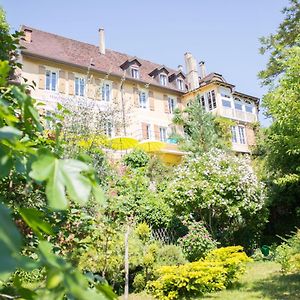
[58,70,66,94]
[164,95,169,113]
[87,77,95,98]
[38,65,46,89]
[154,124,160,140]
[133,87,139,107]
[94,79,101,100]
[149,91,155,111]
[141,122,148,140]
[68,72,75,95]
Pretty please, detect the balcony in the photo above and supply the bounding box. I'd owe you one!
[221,107,257,123]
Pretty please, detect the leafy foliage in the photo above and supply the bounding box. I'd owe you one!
[275,229,300,274]
[178,220,217,261]
[164,149,268,249]
[0,12,115,299]
[259,0,300,85]
[147,246,251,299]
[123,149,150,169]
[172,100,226,154]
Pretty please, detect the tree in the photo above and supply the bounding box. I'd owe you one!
[258,0,300,237]
[163,149,268,249]
[0,8,115,299]
[259,0,300,85]
[172,99,229,155]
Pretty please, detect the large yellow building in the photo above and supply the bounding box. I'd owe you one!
[19,26,259,161]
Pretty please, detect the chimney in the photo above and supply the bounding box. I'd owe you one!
[98,28,105,55]
[199,61,207,78]
[23,28,32,43]
[178,65,183,72]
[184,52,199,91]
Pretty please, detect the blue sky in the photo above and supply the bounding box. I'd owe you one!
[1,0,289,125]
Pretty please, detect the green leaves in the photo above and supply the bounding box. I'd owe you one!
[0,202,38,281]
[30,154,104,210]
[38,241,116,300]
[19,208,54,238]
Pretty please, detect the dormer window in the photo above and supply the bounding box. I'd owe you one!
[131,67,139,79]
[177,78,184,90]
[160,74,168,86]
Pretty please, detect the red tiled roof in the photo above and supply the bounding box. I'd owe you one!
[20,25,184,93]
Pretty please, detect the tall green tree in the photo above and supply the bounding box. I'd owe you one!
[259,0,300,85]
[172,99,229,155]
[258,0,300,237]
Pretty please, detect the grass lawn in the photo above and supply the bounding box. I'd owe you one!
[120,261,300,299]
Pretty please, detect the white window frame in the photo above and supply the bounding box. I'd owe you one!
[75,75,86,97]
[159,73,168,86]
[206,90,217,111]
[231,125,246,144]
[238,125,246,144]
[177,78,184,90]
[45,68,58,91]
[131,67,139,79]
[159,127,167,142]
[168,97,177,114]
[222,99,232,108]
[231,126,238,143]
[234,98,243,111]
[139,90,148,109]
[101,81,112,102]
[103,119,113,137]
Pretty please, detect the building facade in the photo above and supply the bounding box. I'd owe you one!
[19,26,259,161]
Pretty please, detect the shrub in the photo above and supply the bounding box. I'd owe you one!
[147,246,251,299]
[178,221,217,261]
[123,149,150,168]
[164,149,268,250]
[135,223,151,242]
[156,245,187,266]
[133,273,146,292]
[275,229,300,273]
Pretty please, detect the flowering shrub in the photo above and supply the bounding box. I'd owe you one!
[164,149,268,249]
[147,246,251,299]
[178,221,217,261]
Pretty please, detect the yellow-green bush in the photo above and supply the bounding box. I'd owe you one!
[147,246,251,299]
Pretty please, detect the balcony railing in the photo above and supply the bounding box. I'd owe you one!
[221,107,257,123]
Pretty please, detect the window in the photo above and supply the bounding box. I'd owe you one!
[168,97,176,114]
[131,67,139,79]
[231,126,238,143]
[245,105,253,113]
[234,99,243,110]
[159,74,168,86]
[159,127,167,142]
[222,99,232,108]
[139,91,148,108]
[75,77,85,96]
[103,120,113,137]
[221,93,231,99]
[102,83,111,101]
[231,125,246,144]
[206,90,217,110]
[146,124,152,139]
[45,70,57,91]
[238,126,246,144]
[200,95,206,110]
[177,78,184,90]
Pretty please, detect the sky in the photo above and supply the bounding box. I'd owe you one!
[1,0,290,126]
